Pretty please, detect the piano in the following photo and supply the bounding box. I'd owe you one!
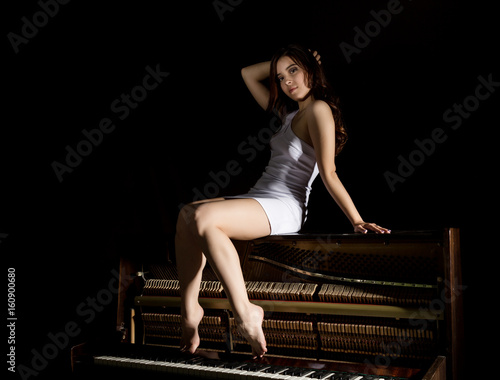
[71,228,463,380]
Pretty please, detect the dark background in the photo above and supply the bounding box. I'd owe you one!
[3,0,496,378]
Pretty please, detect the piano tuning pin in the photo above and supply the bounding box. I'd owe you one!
[136,271,149,279]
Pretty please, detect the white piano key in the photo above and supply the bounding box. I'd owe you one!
[227,368,249,380]
[268,374,293,380]
[130,358,142,370]
[92,354,403,380]
[117,357,133,368]
[170,361,188,375]
[294,370,316,378]
[292,374,320,380]
[200,365,221,379]
[249,369,275,380]
[219,364,246,380]
[200,364,221,379]
[93,355,108,365]
[156,360,179,373]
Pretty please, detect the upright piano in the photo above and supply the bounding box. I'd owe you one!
[71,228,464,380]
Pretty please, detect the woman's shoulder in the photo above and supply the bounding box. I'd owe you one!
[307,99,331,115]
[305,100,335,129]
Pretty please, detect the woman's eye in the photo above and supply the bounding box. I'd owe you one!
[278,76,284,82]
[289,67,297,74]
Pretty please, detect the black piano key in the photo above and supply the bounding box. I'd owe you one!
[242,364,259,372]
[265,366,316,378]
[221,361,246,369]
[184,357,205,365]
[264,365,289,374]
[239,363,267,372]
[329,374,351,380]
[252,363,272,372]
[283,368,309,376]
[308,370,338,379]
[198,359,223,367]
[334,374,367,380]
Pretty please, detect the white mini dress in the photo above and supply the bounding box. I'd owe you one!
[226,110,319,235]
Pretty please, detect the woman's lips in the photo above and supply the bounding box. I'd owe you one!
[289,86,298,94]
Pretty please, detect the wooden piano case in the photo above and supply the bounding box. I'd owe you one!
[72,228,463,380]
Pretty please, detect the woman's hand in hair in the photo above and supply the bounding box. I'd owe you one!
[309,49,321,65]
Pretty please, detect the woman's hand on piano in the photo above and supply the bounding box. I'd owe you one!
[353,222,391,234]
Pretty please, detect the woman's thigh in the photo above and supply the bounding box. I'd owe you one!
[194,198,271,241]
[177,198,225,231]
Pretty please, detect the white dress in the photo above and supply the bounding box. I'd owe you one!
[226,110,319,234]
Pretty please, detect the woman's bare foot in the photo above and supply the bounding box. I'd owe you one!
[235,304,267,358]
[180,304,204,354]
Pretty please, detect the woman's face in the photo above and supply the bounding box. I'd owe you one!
[276,55,310,101]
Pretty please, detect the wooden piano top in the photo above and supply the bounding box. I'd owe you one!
[252,229,445,240]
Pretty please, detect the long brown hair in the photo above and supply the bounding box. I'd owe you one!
[267,44,348,155]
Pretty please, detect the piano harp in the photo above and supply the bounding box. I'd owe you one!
[71,228,463,380]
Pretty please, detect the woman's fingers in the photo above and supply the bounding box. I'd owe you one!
[313,51,321,64]
[354,223,391,234]
[309,49,322,64]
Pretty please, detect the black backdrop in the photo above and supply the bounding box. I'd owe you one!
[3,1,497,378]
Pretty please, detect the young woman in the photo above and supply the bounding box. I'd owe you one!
[175,44,390,358]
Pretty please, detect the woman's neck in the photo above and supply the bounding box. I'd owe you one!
[298,95,315,111]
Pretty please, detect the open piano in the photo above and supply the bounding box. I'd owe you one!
[71,228,463,380]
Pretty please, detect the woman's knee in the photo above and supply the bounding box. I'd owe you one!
[192,203,219,236]
[176,202,218,239]
[176,203,197,239]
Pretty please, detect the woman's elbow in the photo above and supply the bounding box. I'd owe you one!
[319,167,338,182]
[241,66,249,79]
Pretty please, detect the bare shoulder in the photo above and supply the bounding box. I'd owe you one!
[309,99,331,112]
[306,100,335,126]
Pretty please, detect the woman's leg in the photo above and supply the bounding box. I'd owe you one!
[175,198,225,354]
[175,198,271,357]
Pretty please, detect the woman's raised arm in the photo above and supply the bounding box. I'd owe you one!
[241,61,271,110]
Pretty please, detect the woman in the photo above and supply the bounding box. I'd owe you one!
[175,44,390,358]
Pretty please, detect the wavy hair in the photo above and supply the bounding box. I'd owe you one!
[267,44,348,155]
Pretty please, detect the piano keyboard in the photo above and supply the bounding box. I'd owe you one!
[94,351,408,380]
